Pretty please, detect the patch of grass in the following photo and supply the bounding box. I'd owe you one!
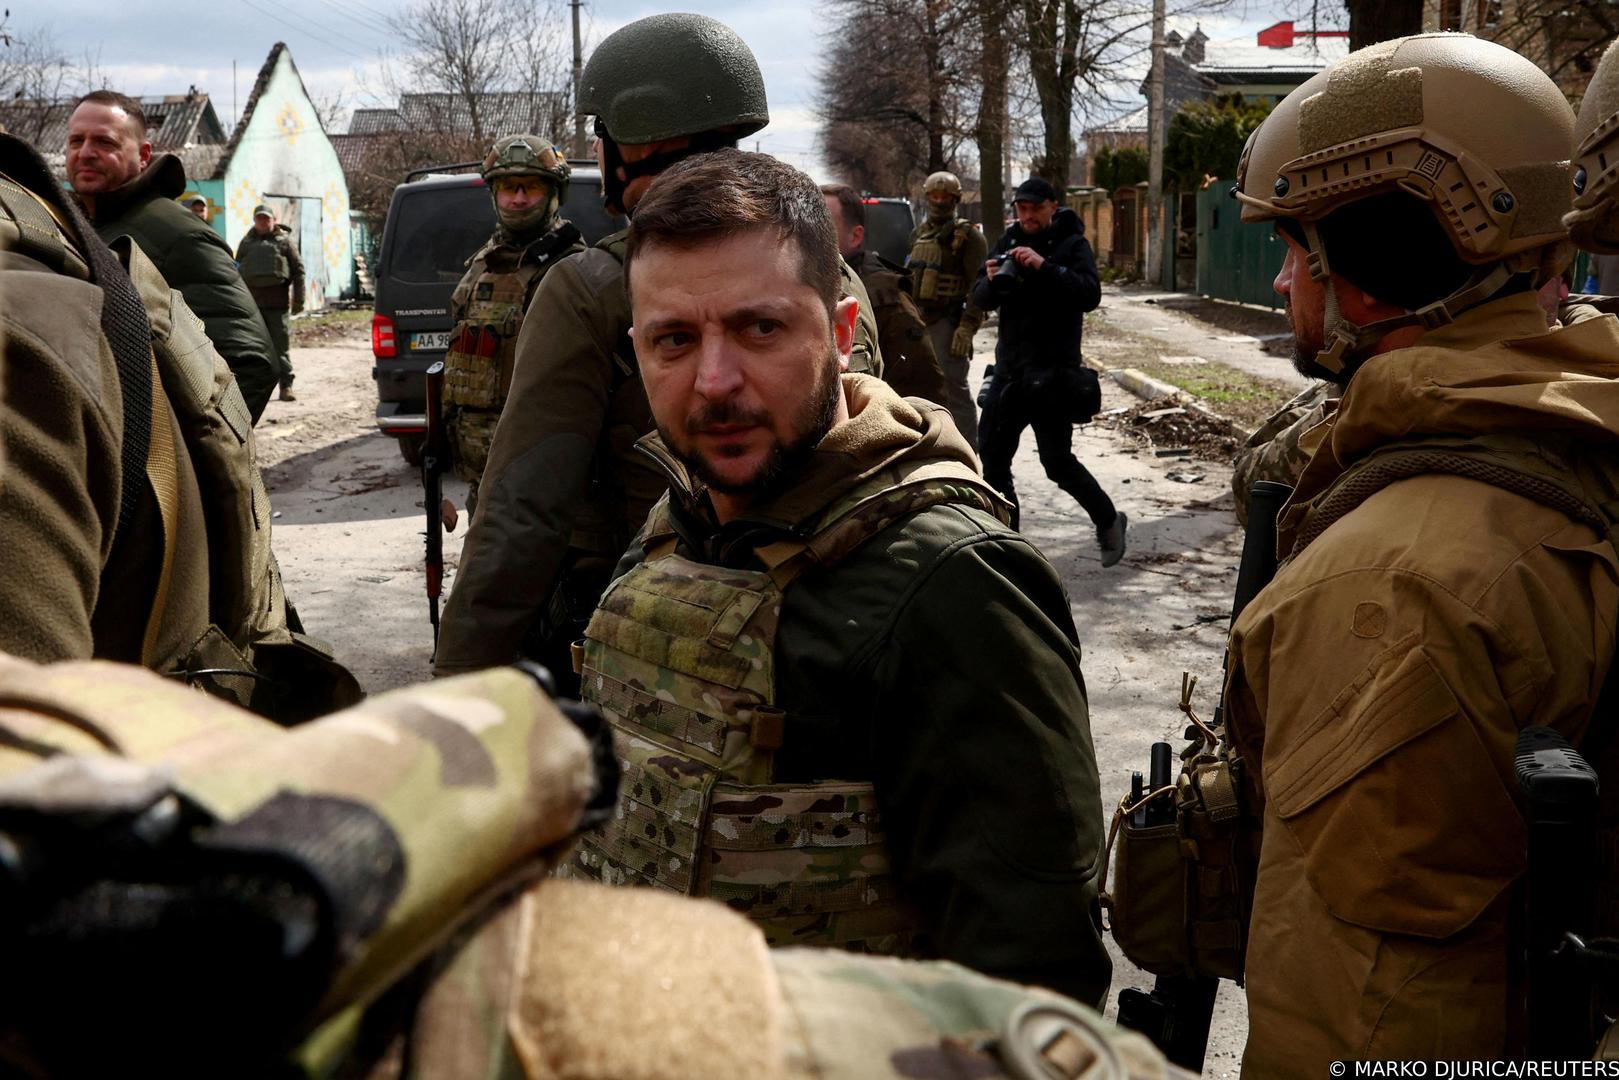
[1131,358,1294,432]
[293,306,373,345]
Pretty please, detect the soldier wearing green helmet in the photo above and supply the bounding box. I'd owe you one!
[435,13,883,690]
[440,134,584,520]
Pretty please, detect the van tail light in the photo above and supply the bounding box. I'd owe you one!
[372,313,397,358]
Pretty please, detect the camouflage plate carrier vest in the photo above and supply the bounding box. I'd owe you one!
[238,230,291,288]
[569,457,1007,952]
[1282,430,1619,1031]
[907,219,974,306]
[443,225,581,486]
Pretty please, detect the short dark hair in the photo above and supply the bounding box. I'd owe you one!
[626,149,841,316]
[819,183,865,230]
[75,90,148,138]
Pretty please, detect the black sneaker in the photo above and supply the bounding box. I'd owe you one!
[1097,511,1128,568]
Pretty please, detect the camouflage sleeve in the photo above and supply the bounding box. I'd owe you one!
[872,526,1111,1008]
[958,225,989,334]
[435,251,627,676]
[400,879,1180,1079]
[1231,380,1336,526]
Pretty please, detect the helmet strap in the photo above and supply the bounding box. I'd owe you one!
[599,131,740,216]
[1300,220,1513,379]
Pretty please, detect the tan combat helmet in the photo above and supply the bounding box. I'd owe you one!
[1236,33,1575,375]
[924,171,962,198]
[482,133,570,236]
[1567,38,1619,252]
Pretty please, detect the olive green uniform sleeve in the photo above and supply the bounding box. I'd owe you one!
[872,520,1111,1007]
[434,250,629,675]
[1230,379,1337,525]
[0,265,123,661]
[957,225,988,335]
[103,200,278,422]
[873,284,949,405]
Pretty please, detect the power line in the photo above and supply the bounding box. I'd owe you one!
[237,0,369,62]
[323,0,395,38]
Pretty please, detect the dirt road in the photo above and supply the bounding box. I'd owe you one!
[266,298,1297,1076]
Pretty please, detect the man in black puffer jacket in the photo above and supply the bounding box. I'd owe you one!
[971,177,1127,566]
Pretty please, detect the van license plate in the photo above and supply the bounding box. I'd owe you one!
[411,332,451,351]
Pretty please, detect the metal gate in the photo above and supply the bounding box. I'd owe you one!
[1196,182,1284,309]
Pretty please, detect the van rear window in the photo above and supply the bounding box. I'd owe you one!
[389,187,495,283]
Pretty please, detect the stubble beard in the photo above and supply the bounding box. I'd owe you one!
[666,349,844,502]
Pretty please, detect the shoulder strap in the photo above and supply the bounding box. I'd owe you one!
[754,461,1010,589]
[595,230,628,263]
[1292,437,1619,557]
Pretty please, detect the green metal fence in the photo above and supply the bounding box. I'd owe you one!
[1196,182,1285,309]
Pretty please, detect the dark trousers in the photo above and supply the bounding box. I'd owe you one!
[980,376,1115,530]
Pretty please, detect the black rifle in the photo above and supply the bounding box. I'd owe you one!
[1516,724,1603,1058]
[1116,479,1292,1071]
[422,361,448,656]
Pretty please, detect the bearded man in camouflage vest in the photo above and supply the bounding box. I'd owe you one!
[235,204,305,402]
[435,13,884,697]
[565,149,1110,1009]
[442,135,584,517]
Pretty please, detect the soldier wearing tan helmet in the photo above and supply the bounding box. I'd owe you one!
[1214,33,1619,1074]
[906,170,987,447]
[440,135,584,519]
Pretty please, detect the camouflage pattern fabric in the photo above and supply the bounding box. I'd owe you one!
[1230,379,1340,526]
[397,879,1189,1080]
[570,462,1005,953]
[907,217,987,337]
[0,654,607,1075]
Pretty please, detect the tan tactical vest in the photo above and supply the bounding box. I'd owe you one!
[238,231,291,288]
[569,458,1007,952]
[908,219,973,305]
[444,249,548,413]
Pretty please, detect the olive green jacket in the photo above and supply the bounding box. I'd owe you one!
[618,375,1112,1007]
[84,154,278,421]
[234,225,306,311]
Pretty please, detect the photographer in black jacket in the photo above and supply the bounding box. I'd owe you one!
[972,177,1127,566]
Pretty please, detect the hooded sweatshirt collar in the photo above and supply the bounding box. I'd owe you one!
[639,374,979,557]
[83,153,186,224]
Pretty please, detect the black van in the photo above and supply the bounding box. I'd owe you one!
[372,162,624,460]
[861,196,916,265]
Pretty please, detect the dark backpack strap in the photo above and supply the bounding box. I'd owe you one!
[0,135,154,546]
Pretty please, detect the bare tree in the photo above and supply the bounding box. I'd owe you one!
[0,22,103,150]
[817,0,979,195]
[977,0,1010,218]
[383,0,575,145]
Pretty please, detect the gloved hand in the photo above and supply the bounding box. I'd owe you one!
[950,325,975,360]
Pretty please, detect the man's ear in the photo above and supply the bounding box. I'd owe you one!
[138,140,152,170]
[851,223,865,251]
[832,295,857,373]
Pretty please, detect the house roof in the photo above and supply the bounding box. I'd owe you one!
[1197,35,1349,80]
[211,41,331,180]
[346,91,567,140]
[0,91,226,158]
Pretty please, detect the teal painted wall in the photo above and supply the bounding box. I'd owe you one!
[177,178,227,239]
[219,48,352,302]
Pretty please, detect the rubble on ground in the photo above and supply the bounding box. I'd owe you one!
[1099,401,1242,462]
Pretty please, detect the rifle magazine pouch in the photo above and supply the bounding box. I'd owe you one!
[1108,811,1190,976]
[1178,754,1254,982]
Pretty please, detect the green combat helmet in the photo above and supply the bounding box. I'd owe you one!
[1567,38,1619,253]
[481,133,570,239]
[579,12,769,213]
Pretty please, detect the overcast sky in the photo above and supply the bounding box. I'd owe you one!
[20,0,1333,181]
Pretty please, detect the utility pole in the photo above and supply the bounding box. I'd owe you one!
[1145,0,1167,287]
[571,0,585,158]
